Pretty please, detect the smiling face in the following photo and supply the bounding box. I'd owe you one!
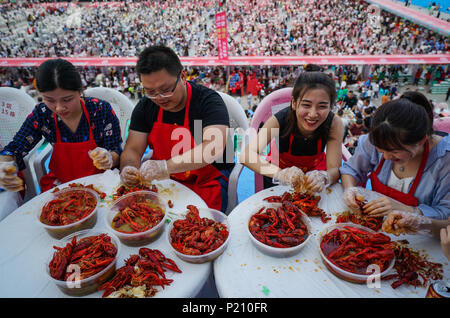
[41,88,82,120]
[375,138,425,164]
[292,88,331,136]
[140,69,186,112]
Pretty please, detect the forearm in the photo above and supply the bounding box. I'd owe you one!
[120,148,143,170]
[341,173,357,189]
[327,167,341,185]
[110,151,120,168]
[0,155,16,163]
[239,143,280,178]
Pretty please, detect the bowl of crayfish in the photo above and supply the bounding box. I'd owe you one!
[167,205,230,264]
[105,190,168,246]
[45,229,120,296]
[318,223,396,284]
[247,201,312,258]
[38,187,100,239]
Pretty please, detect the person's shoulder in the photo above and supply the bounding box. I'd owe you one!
[84,96,112,111]
[32,102,52,118]
[191,81,224,102]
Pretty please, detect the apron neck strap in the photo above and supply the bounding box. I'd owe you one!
[408,139,430,195]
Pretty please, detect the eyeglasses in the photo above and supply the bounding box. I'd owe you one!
[144,72,181,99]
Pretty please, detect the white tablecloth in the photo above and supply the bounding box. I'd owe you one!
[0,169,210,298]
[214,183,450,298]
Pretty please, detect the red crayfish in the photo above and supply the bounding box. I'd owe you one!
[336,197,383,231]
[49,233,117,281]
[382,241,443,289]
[264,191,331,223]
[249,200,308,248]
[111,200,164,234]
[320,225,395,275]
[41,189,97,226]
[98,248,181,298]
[170,205,229,256]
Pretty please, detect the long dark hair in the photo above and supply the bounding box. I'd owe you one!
[280,70,336,141]
[399,91,434,135]
[369,98,431,151]
[35,59,82,92]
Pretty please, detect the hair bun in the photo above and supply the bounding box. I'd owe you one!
[304,64,322,72]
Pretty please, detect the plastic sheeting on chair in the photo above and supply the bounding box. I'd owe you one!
[0,87,40,201]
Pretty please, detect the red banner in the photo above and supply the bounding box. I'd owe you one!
[0,55,448,67]
[215,11,229,60]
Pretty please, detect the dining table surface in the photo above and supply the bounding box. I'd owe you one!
[213,183,450,298]
[0,169,211,298]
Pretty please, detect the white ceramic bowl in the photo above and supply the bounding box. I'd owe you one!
[317,222,395,284]
[167,207,230,264]
[247,202,312,258]
[105,190,168,246]
[45,229,120,296]
[37,187,99,239]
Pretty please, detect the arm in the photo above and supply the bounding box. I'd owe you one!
[239,116,281,178]
[120,130,149,169]
[325,115,344,185]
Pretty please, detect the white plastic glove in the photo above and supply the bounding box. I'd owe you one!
[273,166,305,186]
[139,160,170,185]
[88,147,113,170]
[305,170,330,193]
[382,210,432,236]
[0,161,24,192]
[343,186,365,211]
[120,166,141,187]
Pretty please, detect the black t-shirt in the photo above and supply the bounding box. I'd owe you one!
[273,107,333,156]
[130,81,234,171]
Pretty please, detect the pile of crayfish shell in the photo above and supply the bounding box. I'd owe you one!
[98,248,181,298]
[249,200,309,248]
[382,240,443,289]
[264,191,331,223]
[41,189,97,226]
[336,196,384,232]
[170,205,229,256]
[112,184,158,200]
[49,233,117,281]
[320,225,395,275]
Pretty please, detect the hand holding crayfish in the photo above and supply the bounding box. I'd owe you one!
[88,147,113,170]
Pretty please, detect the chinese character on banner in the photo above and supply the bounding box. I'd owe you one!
[215,11,229,60]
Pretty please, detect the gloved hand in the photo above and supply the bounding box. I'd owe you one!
[0,161,24,192]
[273,166,305,187]
[305,170,330,193]
[139,160,170,185]
[343,186,365,211]
[382,210,432,235]
[88,147,113,170]
[120,166,141,187]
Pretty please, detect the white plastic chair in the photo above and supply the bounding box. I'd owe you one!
[0,87,41,202]
[33,88,134,189]
[216,91,249,214]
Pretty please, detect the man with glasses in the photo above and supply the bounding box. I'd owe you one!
[120,46,233,213]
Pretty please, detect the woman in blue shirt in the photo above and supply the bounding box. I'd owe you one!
[341,92,449,220]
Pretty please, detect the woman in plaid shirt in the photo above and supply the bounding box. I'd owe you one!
[0,59,122,193]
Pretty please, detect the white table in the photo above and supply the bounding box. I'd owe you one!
[0,169,210,298]
[214,183,450,298]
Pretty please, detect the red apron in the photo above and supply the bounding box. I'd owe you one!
[147,83,227,211]
[268,133,327,173]
[369,140,429,206]
[40,99,102,192]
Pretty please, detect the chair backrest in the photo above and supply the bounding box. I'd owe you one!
[249,87,293,193]
[83,87,134,148]
[216,91,249,214]
[433,116,450,133]
[0,87,40,199]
